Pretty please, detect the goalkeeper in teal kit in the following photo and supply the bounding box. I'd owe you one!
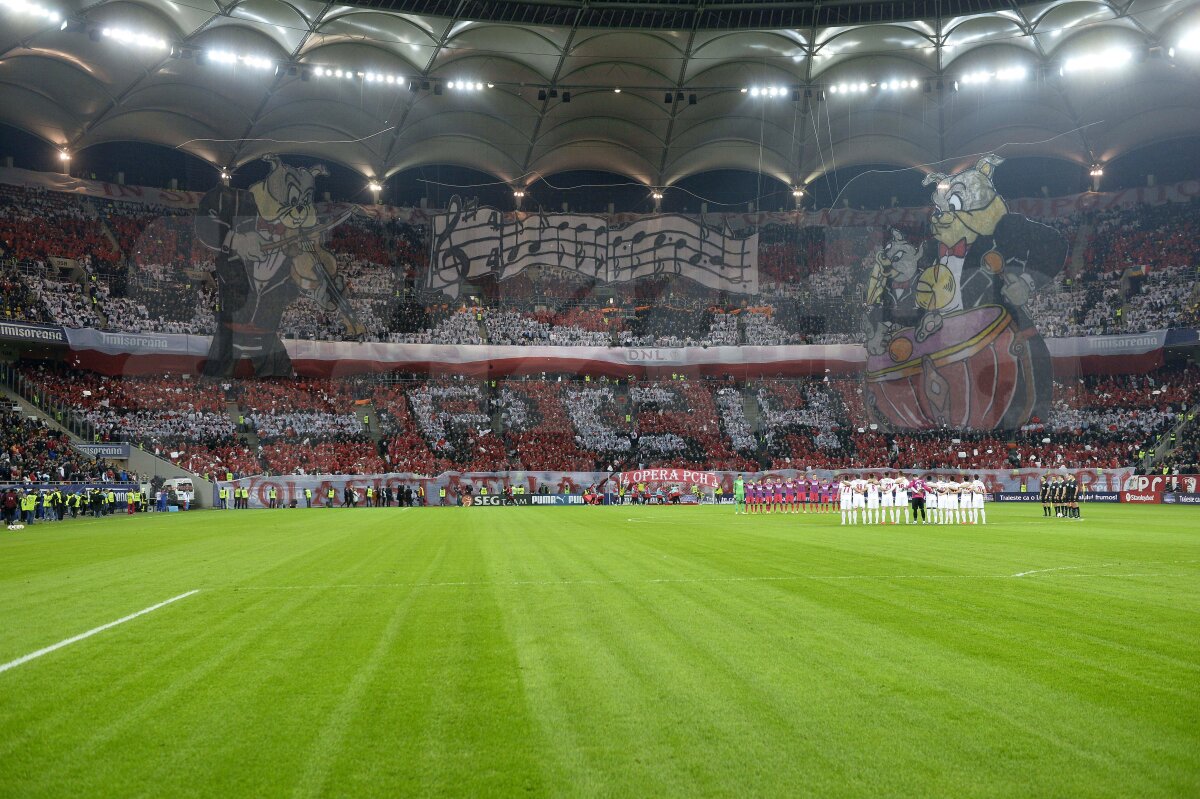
[734,475,745,514]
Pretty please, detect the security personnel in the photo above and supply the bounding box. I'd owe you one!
[479,486,488,497]
[219,486,229,509]
[268,486,278,509]
[303,487,312,508]
[365,486,374,507]
[439,487,447,506]
[21,491,37,525]
[126,488,137,515]
[326,487,337,507]
[105,489,116,515]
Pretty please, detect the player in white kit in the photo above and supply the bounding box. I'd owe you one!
[879,473,895,525]
[970,474,987,524]
[864,474,881,525]
[926,478,940,524]
[838,478,852,525]
[895,474,910,524]
[945,479,961,525]
[850,475,867,524]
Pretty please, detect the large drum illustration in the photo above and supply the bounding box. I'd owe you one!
[865,305,1039,430]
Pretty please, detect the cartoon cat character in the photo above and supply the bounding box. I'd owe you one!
[863,154,1067,431]
[197,155,361,377]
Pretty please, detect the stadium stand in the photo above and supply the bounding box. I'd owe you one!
[4,181,1199,345]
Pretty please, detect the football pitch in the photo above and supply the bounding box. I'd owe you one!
[0,505,1197,798]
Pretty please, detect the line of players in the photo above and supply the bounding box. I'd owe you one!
[740,473,987,525]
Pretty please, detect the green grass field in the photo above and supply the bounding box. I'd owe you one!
[0,504,1197,798]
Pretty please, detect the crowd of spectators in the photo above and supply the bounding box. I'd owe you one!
[0,406,114,483]
[7,364,1198,476]
[3,178,1199,348]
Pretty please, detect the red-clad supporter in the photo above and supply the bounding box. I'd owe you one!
[500,380,597,470]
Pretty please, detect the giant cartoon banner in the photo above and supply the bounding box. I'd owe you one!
[863,155,1068,431]
[429,196,758,298]
[217,467,1134,509]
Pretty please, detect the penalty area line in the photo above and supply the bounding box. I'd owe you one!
[0,589,200,675]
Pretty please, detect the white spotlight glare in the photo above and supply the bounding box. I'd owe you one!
[858,82,868,91]
[475,81,483,90]
[750,87,760,96]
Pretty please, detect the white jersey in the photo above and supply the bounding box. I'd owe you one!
[895,478,910,502]
[850,478,867,507]
[879,477,896,505]
[971,480,986,508]
[945,482,961,506]
[838,482,852,509]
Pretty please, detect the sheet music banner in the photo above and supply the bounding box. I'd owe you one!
[430,196,757,298]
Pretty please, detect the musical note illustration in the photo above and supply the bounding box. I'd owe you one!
[429,196,758,298]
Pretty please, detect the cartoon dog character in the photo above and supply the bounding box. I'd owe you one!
[197,155,361,377]
[863,155,1067,430]
[865,228,928,357]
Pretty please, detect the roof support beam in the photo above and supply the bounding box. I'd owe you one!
[224,1,337,172]
[516,9,584,191]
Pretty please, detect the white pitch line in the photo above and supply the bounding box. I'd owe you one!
[0,590,200,675]
[1013,563,1120,577]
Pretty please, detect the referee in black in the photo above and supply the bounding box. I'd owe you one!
[1040,474,1051,517]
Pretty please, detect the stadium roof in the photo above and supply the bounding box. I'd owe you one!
[1,0,1199,190]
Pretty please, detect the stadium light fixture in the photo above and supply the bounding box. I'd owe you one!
[1089,165,1104,177]
[1061,48,1131,74]
[613,87,621,93]
[101,27,168,50]
[57,150,70,162]
[512,190,525,199]
[651,190,664,200]
[207,49,239,65]
[368,182,382,192]
[3,0,61,22]
[792,187,805,198]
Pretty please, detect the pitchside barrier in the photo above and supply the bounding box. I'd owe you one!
[992,492,1121,502]
[214,467,1136,510]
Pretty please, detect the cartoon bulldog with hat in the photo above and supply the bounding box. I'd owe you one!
[864,154,1068,430]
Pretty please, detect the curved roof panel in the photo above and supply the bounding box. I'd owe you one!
[0,0,1196,191]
